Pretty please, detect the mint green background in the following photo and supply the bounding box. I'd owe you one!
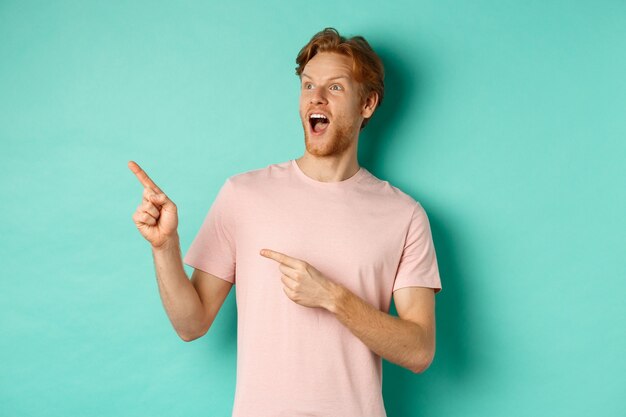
[1,1,624,416]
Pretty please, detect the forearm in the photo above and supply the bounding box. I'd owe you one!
[151,233,206,341]
[328,284,433,373]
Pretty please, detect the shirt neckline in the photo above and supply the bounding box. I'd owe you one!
[291,159,366,188]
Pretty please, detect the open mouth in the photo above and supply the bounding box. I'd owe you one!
[309,113,330,135]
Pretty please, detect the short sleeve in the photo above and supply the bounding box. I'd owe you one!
[183,178,237,284]
[392,202,442,294]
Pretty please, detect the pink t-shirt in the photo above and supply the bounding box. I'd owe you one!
[183,159,442,417]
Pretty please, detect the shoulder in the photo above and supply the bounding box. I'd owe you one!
[225,160,291,189]
[359,168,421,213]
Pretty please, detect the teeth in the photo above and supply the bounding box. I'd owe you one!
[310,114,328,119]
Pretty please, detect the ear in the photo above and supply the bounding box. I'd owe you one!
[360,91,379,119]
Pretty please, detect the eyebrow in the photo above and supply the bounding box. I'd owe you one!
[301,73,350,82]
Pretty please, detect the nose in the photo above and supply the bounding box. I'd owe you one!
[310,87,328,105]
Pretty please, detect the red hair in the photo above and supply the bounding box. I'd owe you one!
[295,27,385,130]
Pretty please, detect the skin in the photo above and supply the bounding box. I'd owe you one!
[128,160,178,249]
[296,52,376,182]
[128,52,437,371]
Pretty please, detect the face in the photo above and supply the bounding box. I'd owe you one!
[299,52,376,157]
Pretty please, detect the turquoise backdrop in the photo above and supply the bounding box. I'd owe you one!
[1,1,624,416]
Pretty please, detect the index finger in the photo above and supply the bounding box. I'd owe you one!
[128,160,163,193]
[260,249,300,268]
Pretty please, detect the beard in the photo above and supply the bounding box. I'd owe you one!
[301,118,357,157]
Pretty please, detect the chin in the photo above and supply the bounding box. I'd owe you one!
[303,130,353,157]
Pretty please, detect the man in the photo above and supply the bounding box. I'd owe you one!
[129,27,442,417]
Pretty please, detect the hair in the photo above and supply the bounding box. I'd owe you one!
[295,27,385,130]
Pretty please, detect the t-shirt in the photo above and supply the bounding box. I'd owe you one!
[183,159,442,417]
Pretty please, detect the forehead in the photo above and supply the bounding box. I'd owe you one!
[301,52,354,81]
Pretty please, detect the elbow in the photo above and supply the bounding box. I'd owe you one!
[180,333,199,342]
[178,324,209,342]
[411,360,432,374]
[411,350,435,374]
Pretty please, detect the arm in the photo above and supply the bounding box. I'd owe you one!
[328,285,436,373]
[189,266,233,338]
[152,234,232,342]
[258,248,437,373]
[128,161,233,342]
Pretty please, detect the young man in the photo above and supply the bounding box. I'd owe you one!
[130,27,442,417]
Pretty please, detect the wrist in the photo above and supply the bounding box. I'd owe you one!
[327,282,346,314]
[152,233,180,253]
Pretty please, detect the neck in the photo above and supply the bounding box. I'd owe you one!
[295,153,360,183]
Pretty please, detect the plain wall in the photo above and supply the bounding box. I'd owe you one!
[1,1,624,416]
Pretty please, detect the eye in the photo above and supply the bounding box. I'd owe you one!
[303,83,313,90]
[330,84,343,91]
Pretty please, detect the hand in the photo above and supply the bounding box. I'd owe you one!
[128,161,178,249]
[260,249,339,311]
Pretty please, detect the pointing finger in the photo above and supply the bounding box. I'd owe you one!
[128,160,163,194]
[260,249,300,268]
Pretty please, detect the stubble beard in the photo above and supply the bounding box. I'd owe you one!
[302,119,357,157]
